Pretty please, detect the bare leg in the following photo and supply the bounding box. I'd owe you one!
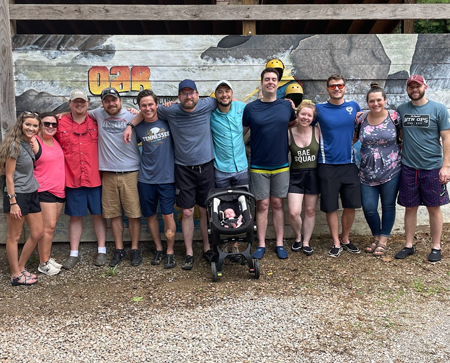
[111,216,124,249]
[271,196,285,247]
[19,212,44,272]
[162,214,176,255]
[92,214,106,248]
[256,199,270,248]
[199,206,210,252]
[427,206,443,250]
[288,193,304,243]
[38,202,63,264]
[302,195,318,247]
[182,208,194,256]
[326,211,340,247]
[68,216,83,252]
[148,214,163,251]
[128,218,141,250]
[6,215,26,278]
[404,206,418,248]
[341,208,355,244]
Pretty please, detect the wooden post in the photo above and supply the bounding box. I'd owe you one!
[402,0,416,34]
[242,0,257,35]
[0,0,16,141]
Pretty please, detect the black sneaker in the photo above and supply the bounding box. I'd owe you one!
[302,246,314,256]
[328,246,343,258]
[394,246,415,259]
[164,254,176,269]
[291,240,303,252]
[130,249,142,266]
[151,250,165,266]
[182,255,194,270]
[110,249,126,266]
[203,250,214,263]
[428,248,441,262]
[341,241,360,254]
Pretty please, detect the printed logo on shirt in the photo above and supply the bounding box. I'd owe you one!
[294,149,316,163]
[142,127,170,147]
[403,114,430,128]
[102,117,128,134]
[346,107,354,115]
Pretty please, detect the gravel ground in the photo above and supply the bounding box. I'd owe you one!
[1,231,450,363]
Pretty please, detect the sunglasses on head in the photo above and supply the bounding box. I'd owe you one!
[22,111,39,118]
[328,84,345,90]
[43,121,58,128]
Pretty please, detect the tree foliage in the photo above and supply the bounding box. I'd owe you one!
[415,0,450,33]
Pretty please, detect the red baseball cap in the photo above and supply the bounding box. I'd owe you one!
[407,75,427,86]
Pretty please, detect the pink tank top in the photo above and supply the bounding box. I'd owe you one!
[34,135,66,198]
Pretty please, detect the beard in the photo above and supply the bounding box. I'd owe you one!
[408,89,425,101]
[181,99,198,110]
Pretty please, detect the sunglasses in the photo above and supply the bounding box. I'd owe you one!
[328,84,345,90]
[22,111,39,119]
[43,122,58,128]
[433,182,447,197]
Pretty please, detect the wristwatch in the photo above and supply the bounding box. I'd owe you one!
[7,193,17,199]
[126,122,135,129]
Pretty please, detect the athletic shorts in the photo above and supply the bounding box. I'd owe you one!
[175,161,215,209]
[318,163,361,213]
[215,169,249,189]
[138,182,175,218]
[3,191,41,215]
[288,168,320,195]
[250,169,289,201]
[398,165,449,207]
[102,171,141,219]
[65,186,102,217]
[38,191,66,204]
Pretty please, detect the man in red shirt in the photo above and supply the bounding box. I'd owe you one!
[56,89,107,269]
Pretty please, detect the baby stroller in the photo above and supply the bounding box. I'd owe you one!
[205,187,259,281]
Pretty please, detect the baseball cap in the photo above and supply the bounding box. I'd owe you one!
[215,80,233,91]
[70,89,88,101]
[101,87,120,100]
[178,79,197,93]
[407,75,427,86]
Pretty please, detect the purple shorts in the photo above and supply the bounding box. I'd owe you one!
[398,164,449,207]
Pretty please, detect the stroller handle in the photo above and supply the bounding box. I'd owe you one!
[205,190,256,206]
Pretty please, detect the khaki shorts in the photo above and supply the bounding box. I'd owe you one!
[101,171,141,219]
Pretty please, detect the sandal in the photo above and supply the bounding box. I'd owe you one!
[22,269,37,279]
[11,273,38,286]
[365,241,378,253]
[373,244,387,257]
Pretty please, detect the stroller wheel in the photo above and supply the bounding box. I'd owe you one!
[211,262,218,282]
[253,259,260,279]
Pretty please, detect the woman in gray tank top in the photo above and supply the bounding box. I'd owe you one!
[0,112,44,286]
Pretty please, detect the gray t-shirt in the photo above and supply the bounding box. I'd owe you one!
[398,100,450,170]
[10,140,40,193]
[135,119,174,184]
[89,108,140,172]
[157,97,217,166]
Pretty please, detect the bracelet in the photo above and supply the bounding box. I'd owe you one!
[10,203,18,206]
[126,122,135,129]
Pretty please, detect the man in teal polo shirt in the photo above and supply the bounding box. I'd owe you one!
[210,80,248,188]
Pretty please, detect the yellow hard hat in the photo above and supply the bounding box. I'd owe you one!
[285,83,304,107]
[266,59,285,81]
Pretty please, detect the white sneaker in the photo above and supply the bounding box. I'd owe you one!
[38,261,61,276]
[49,258,63,269]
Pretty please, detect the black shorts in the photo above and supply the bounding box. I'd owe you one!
[38,191,66,203]
[318,163,361,213]
[175,160,215,209]
[288,168,320,195]
[3,191,41,215]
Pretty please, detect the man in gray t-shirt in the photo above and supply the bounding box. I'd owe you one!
[90,87,142,267]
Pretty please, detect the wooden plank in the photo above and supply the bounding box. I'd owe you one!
[1,0,16,141]
[9,4,450,21]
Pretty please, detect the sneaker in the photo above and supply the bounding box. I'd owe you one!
[62,256,80,270]
[151,250,165,265]
[328,246,343,258]
[182,255,194,270]
[302,246,314,256]
[341,241,360,254]
[203,250,214,263]
[48,258,63,269]
[38,261,61,276]
[394,246,415,259]
[276,246,289,259]
[130,249,143,267]
[291,240,303,252]
[428,248,442,262]
[164,254,176,269]
[110,249,127,267]
[94,253,108,267]
[252,247,266,259]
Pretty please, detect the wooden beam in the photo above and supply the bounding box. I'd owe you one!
[403,0,416,34]
[1,0,16,140]
[242,0,257,35]
[9,4,450,21]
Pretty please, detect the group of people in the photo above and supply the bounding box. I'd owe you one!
[1,64,449,286]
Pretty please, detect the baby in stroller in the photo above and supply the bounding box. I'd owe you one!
[221,208,243,229]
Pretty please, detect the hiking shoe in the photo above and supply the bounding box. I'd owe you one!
[182,255,194,270]
[49,258,62,269]
[302,246,314,256]
[62,256,80,270]
[130,249,143,266]
[110,249,127,266]
[164,254,176,269]
[328,246,343,258]
[94,253,108,267]
[276,246,289,259]
[341,241,360,254]
[203,250,214,263]
[428,248,442,262]
[394,246,415,259]
[291,240,303,252]
[252,247,266,259]
[151,250,165,265]
[38,261,61,276]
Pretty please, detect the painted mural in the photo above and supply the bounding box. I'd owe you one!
[8,34,450,238]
